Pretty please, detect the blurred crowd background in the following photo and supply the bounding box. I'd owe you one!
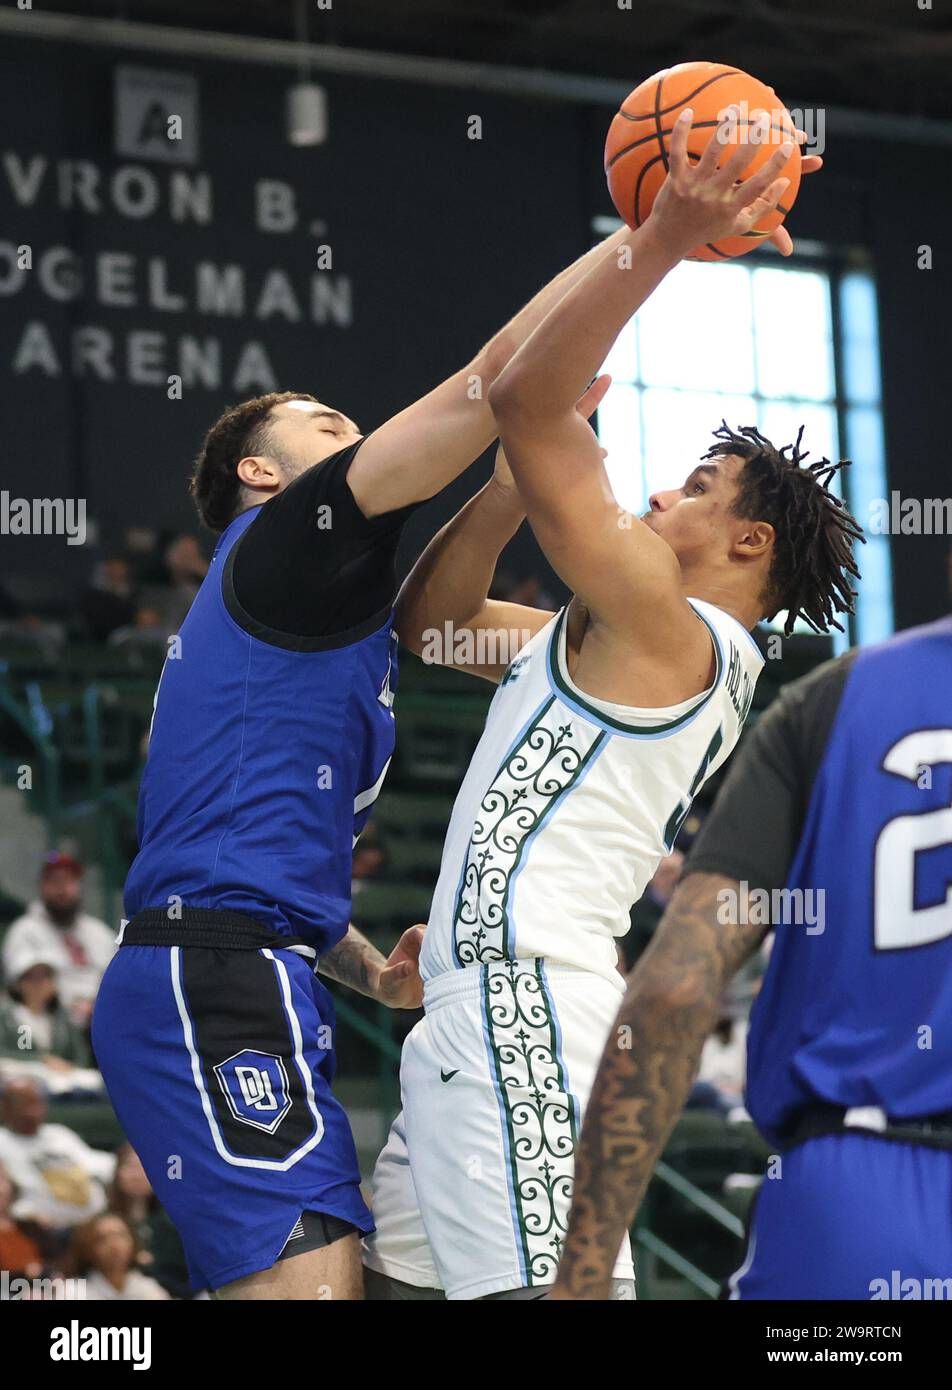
[2,0,951,1299]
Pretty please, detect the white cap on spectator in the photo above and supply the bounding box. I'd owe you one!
[5,948,60,987]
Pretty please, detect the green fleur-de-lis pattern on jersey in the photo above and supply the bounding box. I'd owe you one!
[452,697,604,966]
[482,958,578,1285]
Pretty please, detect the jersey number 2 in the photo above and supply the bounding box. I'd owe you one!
[875,729,952,950]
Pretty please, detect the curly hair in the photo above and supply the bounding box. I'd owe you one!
[704,421,865,636]
[189,391,318,532]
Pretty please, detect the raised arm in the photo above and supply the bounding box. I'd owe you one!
[487,114,797,667]
[393,460,548,685]
[345,227,635,517]
[394,378,611,682]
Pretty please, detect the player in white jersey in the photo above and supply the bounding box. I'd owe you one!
[364,111,856,1299]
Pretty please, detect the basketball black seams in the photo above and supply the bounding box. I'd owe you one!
[653,74,670,185]
[606,119,796,171]
[613,128,794,235]
[616,70,741,124]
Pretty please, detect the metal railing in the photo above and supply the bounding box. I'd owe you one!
[633,1160,747,1299]
[0,673,62,839]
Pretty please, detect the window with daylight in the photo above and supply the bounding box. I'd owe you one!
[594,235,892,649]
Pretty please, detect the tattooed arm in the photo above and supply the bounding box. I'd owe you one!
[552,871,767,1298]
[318,924,424,1009]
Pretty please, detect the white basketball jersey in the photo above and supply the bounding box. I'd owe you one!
[419,600,764,988]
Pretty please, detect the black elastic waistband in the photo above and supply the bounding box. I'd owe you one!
[788,1102,952,1153]
[120,908,314,956]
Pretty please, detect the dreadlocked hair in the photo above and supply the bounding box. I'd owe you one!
[704,421,865,636]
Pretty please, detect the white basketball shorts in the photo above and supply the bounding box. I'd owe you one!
[362,957,635,1300]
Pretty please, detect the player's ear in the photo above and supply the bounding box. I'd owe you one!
[733,519,774,561]
[236,455,283,491]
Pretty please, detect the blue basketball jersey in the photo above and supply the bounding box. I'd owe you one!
[746,617,952,1144]
[123,504,399,951]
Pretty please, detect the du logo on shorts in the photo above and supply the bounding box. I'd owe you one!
[213,1050,292,1133]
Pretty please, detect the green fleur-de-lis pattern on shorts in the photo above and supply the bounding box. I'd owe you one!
[482,959,578,1285]
[452,697,604,965]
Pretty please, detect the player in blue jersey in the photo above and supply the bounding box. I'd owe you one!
[552,616,952,1300]
[92,225,738,1301]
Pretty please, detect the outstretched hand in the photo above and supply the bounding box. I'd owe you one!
[649,107,818,259]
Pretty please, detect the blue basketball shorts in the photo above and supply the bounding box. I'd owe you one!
[730,1132,952,1300]
[92,941,372,1291]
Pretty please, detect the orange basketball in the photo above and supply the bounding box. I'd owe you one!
[604,61,802,261]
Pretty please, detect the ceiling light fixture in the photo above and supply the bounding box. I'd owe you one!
[286,0,328,147]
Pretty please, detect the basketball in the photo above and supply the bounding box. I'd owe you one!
[605,61,802,260]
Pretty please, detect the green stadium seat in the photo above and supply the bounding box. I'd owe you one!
[392,694,487,786]
[396,651,491,700]
[663,1111,765,1191]
[0,638,57,680]
[350,882,433,934]
[46,1098,124,1153]
[372,791,453,879]
[66,644,164,681]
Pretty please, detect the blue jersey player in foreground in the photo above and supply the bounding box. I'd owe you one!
[553,615,952,1299]
[92,224,737,1300]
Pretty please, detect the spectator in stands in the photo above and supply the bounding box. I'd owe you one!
[142,533,208,635]
[0,572,66,656]
[108,1143,191,1298]
[2,853,116,1030]
[687,1005,749,1115]
[488,568,558,612]
[65,1212,170,1300]
[0,948,95,1088]
[0,1077,114,1236]
[0,608,66,657]
[79,555,137,642]
[121,526,161,582]
[0,1159,43,1279]
[507,573,558,611]
[108,603,170,650]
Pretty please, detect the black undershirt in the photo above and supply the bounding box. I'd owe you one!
[230,441,418,640]
[685,650,858,893]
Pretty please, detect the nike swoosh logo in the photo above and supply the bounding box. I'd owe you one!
[440,1069,459,1083]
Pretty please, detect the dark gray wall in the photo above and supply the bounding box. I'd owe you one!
[2,38,949,628]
